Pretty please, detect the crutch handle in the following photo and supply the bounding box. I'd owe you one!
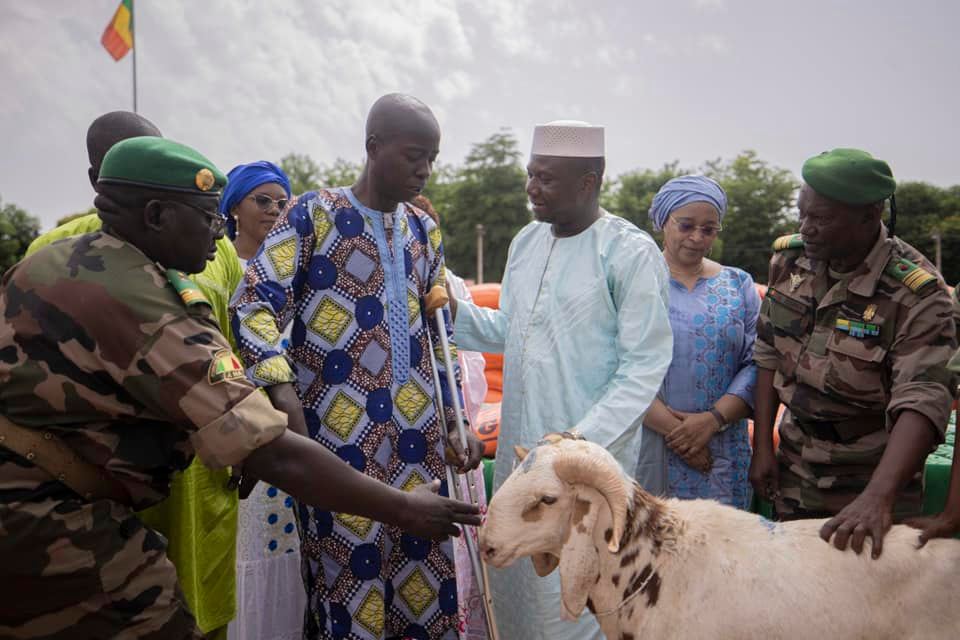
[425,285,449,314]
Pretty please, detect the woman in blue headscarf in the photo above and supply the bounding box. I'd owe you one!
[635,175,760,509]
[219,161,292,265]
[220,162,306,640]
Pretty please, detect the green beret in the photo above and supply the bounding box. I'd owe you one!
[801,148,896,206]
[98,136,226,196]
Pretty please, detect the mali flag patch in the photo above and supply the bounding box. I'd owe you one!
[208,349,245,384]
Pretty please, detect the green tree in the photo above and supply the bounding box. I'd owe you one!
[601,161,687,234]
[0,197,41,271]
[279,153,322,194]
[318,158,362,189]
[892,181,960,285]
[280,154,363,195]
[704,151,798,281]
[425,130,529,282]
[601,153,796,281]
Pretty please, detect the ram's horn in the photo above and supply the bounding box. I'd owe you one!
[553,448,629,552]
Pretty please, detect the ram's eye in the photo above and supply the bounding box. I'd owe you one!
[540,495,557,505]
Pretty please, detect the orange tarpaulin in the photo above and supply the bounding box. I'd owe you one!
[468,283,504,403]
[468,283,503,456]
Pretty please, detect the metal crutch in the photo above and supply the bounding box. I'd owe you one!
[423,285,500,640]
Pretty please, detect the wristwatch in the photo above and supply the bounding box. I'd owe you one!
[709,407,730,433]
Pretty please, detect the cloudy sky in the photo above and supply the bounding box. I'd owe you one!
[2,0,957,227]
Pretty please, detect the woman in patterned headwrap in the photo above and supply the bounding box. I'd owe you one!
[635,175,760,509]
[219,162,307,640]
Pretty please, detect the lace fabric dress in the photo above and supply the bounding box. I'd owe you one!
[229,483,306,640]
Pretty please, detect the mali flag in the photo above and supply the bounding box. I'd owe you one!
[101,0,133,61]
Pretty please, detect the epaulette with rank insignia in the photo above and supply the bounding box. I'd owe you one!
[166,269,211,307]
[772,234,804,251]
[884,257,938,295]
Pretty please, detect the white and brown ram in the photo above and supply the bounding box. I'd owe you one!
[479,436,960,640]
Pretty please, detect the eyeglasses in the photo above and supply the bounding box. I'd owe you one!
[167,200,226,234]
[247,193,288,212]
[669,217,722,237]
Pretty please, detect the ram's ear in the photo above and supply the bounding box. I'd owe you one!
[558,494,601,621]
[531,552,559,577]
[514,445,530,462]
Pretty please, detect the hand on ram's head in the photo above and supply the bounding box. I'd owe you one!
[479,436,634,620]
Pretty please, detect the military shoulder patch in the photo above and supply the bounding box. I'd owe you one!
[208,349,245,384]
[165,269,211,307]
[884,257,938,295]
[771,234,804,251]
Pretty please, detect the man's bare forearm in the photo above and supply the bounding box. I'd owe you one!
[863,409,937,499]
[244,430,409,525]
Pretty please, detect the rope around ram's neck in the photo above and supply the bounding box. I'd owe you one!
[592,562,662,618]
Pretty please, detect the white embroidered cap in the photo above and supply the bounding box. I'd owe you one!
[530,120,605,158]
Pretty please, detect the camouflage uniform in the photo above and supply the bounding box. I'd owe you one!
[755,227,957,519]
[0,232,287,638]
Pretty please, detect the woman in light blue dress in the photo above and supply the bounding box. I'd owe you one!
[636,175,760,509]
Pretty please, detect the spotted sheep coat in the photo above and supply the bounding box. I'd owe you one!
[479,438,960,640]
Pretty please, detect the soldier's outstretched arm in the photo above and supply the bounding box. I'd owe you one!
[118,295,479,540]
[242,429,481,539]
[240,383,480,536]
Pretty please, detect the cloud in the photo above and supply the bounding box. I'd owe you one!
[596,45,637,67]
[612,75,634,97]
[0,0,485,225]
[435,70,476,102]
[2,0,959,228]
[638,32,677,56]
[698,34,731,54]
[468,0,544,59]
[693,0,726,11]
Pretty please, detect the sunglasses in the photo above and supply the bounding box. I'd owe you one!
[248,193,289,212]
[166,200,226,234]
[669,217,722,238]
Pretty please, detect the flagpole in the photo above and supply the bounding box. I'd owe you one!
[131,0,138,113]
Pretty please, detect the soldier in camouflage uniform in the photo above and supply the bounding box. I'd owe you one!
[0,137,479,638]
[23,111,246,639]
[750,148,957,558]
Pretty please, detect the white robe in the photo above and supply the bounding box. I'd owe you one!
[453,212,673,640]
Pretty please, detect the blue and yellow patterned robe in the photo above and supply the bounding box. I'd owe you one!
[230,187,462,640]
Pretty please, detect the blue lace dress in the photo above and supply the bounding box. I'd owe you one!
[637,266,760,509]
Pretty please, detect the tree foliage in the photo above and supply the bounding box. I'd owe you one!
[601,161,687,234]
[602,152,797,281]
[704,151,798,280]
[265,146,960,286]
[892,182,960,285]
[423,130,529,282]
[0,197,41,272]
[280,154,361,195]
[279,153,321,195]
